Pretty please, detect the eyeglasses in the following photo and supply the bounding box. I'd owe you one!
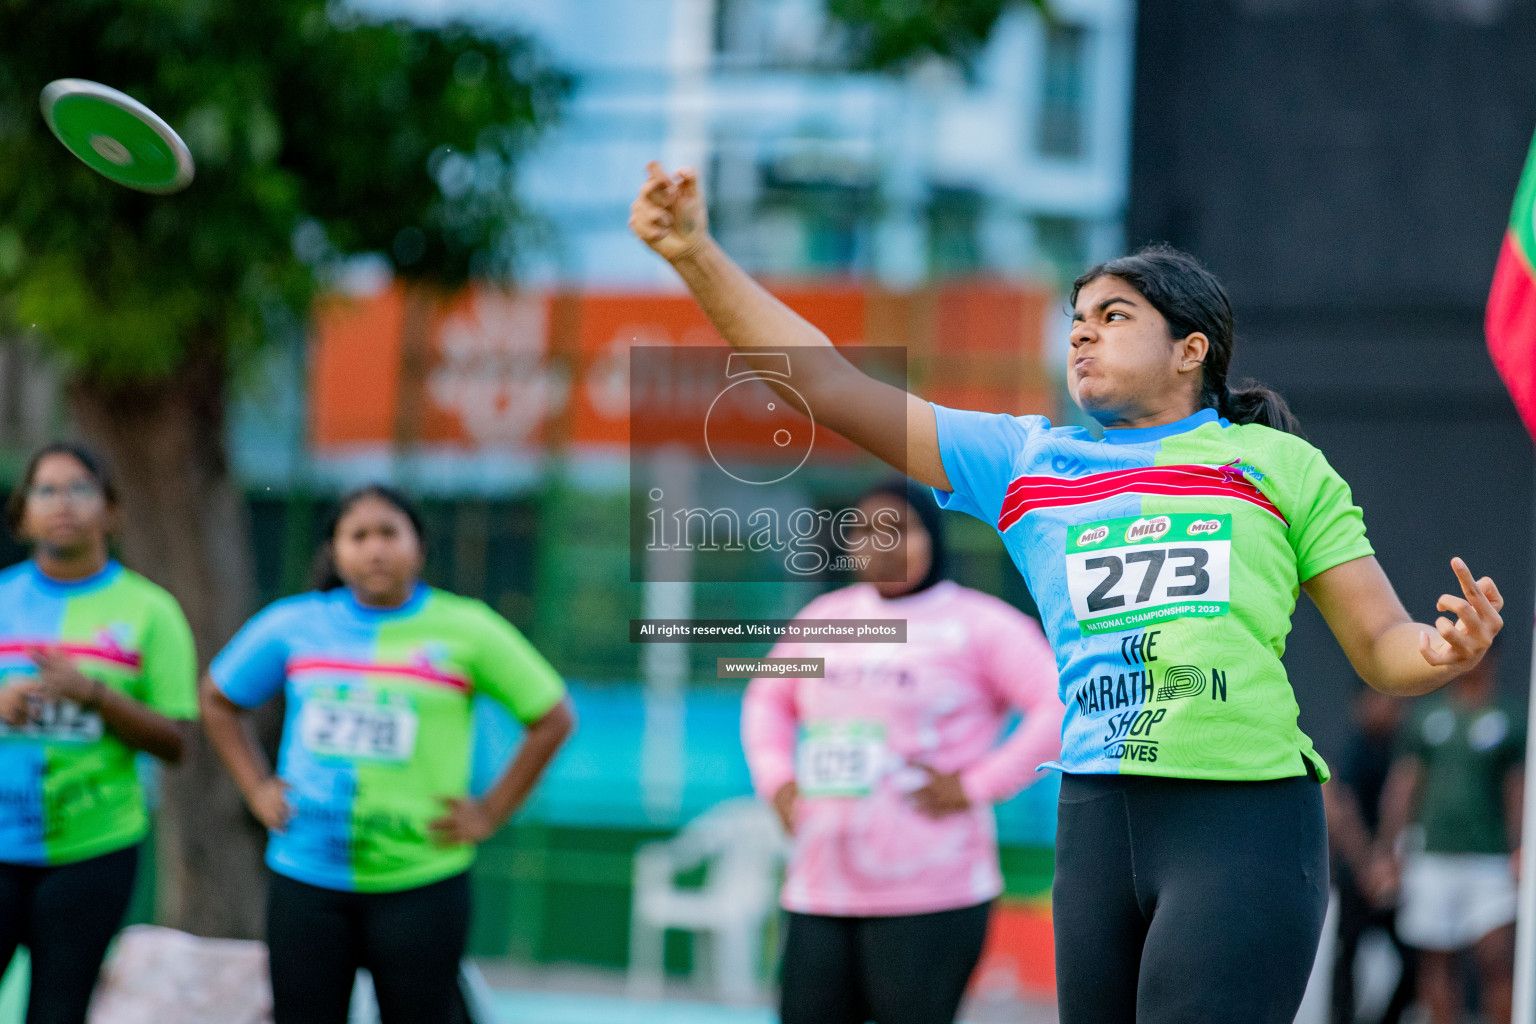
[27,481,103,504]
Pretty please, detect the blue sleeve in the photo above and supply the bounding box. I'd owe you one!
[929,403,1041,526]
[209,599,301,708]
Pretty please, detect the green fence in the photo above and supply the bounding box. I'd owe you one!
[466,821,1055,973]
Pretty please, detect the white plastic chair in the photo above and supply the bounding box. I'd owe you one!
[626,797,787,1003]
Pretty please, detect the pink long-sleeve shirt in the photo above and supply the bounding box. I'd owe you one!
[742,580,1063,917]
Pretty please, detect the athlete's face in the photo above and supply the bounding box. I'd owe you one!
[850,493,932,599]
[21,454,112,556]
[331,496,424,608]
[1068,276,1207,427]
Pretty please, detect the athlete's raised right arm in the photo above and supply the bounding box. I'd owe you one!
[629,161,949,492]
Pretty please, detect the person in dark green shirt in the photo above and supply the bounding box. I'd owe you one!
[1378,643,1523,1024]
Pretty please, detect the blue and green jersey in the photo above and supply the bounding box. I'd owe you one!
[210,585,565,893]
[0,560,197,865]
[933,405,1373,782]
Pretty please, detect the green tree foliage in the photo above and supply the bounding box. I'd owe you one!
[0,0,566,937]
[828,0,1048,72]
[0,0,566,383]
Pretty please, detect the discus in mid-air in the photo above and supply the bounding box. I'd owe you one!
[39,79,194,194]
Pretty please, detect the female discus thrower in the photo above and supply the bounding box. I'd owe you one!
[0,444,196,1024]
[744,478,1063,1024]
[630,163,1505,1024]
[201,486,574,1024]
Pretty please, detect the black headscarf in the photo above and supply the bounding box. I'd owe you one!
[858,476,948,596]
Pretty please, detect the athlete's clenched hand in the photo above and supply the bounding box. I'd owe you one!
[430,796,498,846]
[629,161,708,263]
[0,685,31,727]
[249,776,293,832]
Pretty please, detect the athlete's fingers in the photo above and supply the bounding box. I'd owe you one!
[909,792,944,819]
[641,161,674,204]
[634,210,672,236]
[628,207,675,244]
[429,796,465,825]
[1452,558,1500,623]
[1435,594,1488,640]
[1478,576,1505,613]
[628,198,660,227]
[25,646,60,669]
[630,192,668,218]
[628,213,663,243]
[1418,630,1458,667]
[1436,616,1478,658]
[1436,593,1474,620]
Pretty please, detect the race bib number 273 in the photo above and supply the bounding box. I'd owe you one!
[1065,513,1231,634]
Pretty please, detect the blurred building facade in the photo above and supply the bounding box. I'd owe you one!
[392,0,1138,290]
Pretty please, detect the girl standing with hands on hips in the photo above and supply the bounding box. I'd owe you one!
[0,443,196,1024]
[201,485,574,1024]
[631,163,1504,1024]
[744,478,1062,1024]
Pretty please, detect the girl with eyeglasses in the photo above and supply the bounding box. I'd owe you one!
[0,442,197,1024]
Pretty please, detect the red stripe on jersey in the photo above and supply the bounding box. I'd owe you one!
[997,465,1286,533]
[0,640,142,670]
[287,657,469,692]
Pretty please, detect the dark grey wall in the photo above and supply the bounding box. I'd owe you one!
[1126,0,1536,759]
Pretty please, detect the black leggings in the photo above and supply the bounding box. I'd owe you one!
[1053,773,1328,1024]
[266,870,470,1024]
[779,901,991,1024]
[0,844,140,1024]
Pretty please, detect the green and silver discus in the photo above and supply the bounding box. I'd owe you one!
[39,79,194,194]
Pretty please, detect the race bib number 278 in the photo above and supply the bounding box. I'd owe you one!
[1065,513,1231,635]
[298,699,418,763]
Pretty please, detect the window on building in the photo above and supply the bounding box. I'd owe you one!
[759,162,875,274]
[927,188,985,277]
[713,0,748,60]
[1034,215,1087,285]
[1037,23,1089,160]
[714,0,843,70]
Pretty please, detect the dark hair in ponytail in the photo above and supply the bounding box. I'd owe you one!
[1070,244,1302,435]
[310,484,428,592]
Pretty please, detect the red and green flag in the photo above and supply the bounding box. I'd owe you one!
[1488,128,1536,439]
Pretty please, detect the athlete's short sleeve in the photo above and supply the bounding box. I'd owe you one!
[929,404,1042,526]
[210,599,303,708]
[1288,450,1374,582]
[137,592,198,720]
[466,605,566,724]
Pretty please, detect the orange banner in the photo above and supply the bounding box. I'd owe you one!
[309,279,1057,454]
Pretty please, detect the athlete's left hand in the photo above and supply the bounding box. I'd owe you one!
[26,647,98,704]
[429,797,498,846]
[909,764,971,818]
[1418,558,1504,670]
